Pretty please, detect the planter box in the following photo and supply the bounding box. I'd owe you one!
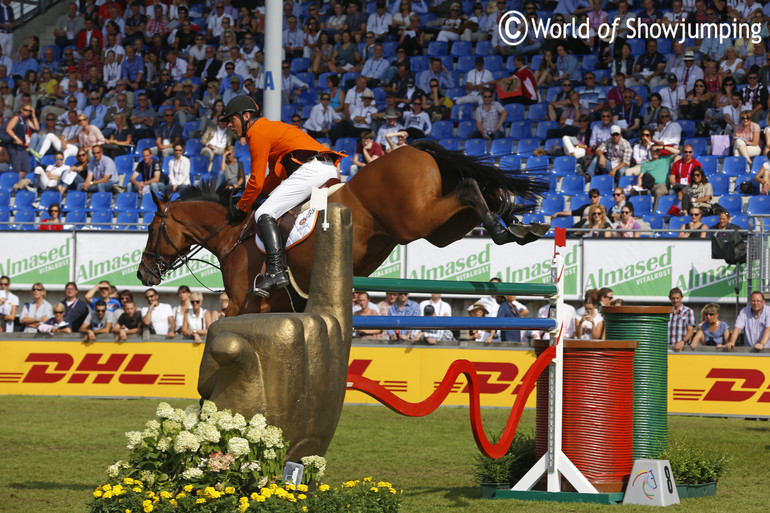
[676,482,717,499]
[480,483,510,499]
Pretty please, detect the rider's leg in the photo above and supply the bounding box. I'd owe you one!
[253,213,290,296]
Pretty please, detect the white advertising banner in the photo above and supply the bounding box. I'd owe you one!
[75,233,224,291]
[582,239,744,302]
[0,232,71,287]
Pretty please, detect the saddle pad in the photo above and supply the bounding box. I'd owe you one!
[255,208,319,253]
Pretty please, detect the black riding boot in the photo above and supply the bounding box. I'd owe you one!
[482,211,550,246]
[250,214,290,297]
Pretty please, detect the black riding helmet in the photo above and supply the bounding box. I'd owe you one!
[220,95,260,129]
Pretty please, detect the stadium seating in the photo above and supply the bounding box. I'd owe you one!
[559,175,585,196]
[654,195,678,215]
[721,156,749,177]
[64,209,87,229]
[489,138,514,157]
[13,208,36,230]
[589,175,614,196]
[539,194,566,216]
[134,138,156,158]
[629,195,653,216]
[12,190,36,212]
[463,139,486,157]
[113,191,139,213]
[746,196,770,216]
[456,120,476,140]
[718,194,744,217]
[90,209,113,229]
[515,138,540,157]
[115,209,140,229]
[38,191,61,212]
[524,155,549,174]
[88,192,113,213]
[0,190,9,210]
[0,172,19,191]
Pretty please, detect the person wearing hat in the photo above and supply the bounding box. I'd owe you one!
[585,124,631,183]
[303,91,342,139]
[173,79,201,126]
[455,56,495,105]
[222,74,245,104]
[467,302,494,343]
[377,107,405,150]
[659,73,686,121]
[411,303,450,345]
[673,50,703,93]
[220,95,344,297]
[331,87,378,141]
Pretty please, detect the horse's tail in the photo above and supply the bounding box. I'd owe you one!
[411,139,548,214]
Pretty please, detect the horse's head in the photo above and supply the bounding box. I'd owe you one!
[137,193,192,286]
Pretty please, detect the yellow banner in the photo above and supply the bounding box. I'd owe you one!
[1,340,768,417]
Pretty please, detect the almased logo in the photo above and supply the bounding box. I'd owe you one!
[585,245,672,296]
[503,244,579,294]
[370,245,402,279]
[675,262,748,299]
[409,244,490,281]
[0,238,70,283]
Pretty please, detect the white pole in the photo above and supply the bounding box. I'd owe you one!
[262,0,283,121]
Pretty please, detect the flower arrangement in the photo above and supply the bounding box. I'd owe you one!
[88,401,400,513]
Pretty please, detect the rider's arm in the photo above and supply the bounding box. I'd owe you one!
[236,123,271,212]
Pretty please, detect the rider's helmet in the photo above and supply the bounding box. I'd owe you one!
[220,95,260,124]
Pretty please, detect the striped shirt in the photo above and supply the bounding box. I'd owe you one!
[668,305,695,345]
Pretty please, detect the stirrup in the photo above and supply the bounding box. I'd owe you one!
[248,271,290,298]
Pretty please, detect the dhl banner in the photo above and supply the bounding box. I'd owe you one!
[1,340,768,417]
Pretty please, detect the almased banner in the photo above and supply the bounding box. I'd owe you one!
[405,238,580,299]
[0,233,71,287]
[75,233,224,290]
[369,245,404,279]
[583,239,745,302]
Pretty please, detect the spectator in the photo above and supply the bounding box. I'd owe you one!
[367,1,392,42]
[401,96,431,139]
[576,297,603,339]
[741,70,766,122]
[454,56,493,106]
[346,1,367,44]
[201,118,236,165]
[39,203,63,231]
[607,73,642,111]
[376,108,404,149]
[82,93,108,131]
[398,14,424,56]
[719,46,745,86]
[4,105,38,182]
[497,295,522,342]
[377,291,397,316]
[172,285,191,333]
[546,90,589,139]
[659,73,686,120]
[726,290,770,350]
[553,43,581,85]
[33,153,68,193]
[76,113,106,155]
[55,3,85,50]
[652,108,682,152]
[419,293,451,317]
[214,145,243,190]
[691,303,730,350]
[532,300,577,341]
[681,79,712,121]
[642,92,663,130]
[130,93,156,140]
[637,146,673,202]
[608,187,627,221]
[103,92,133,137]
[112,299,142,341]
[585,125,631,182]
[20,282,52,333]
[411,303,450,344]
[0,275,18,332]
[81,144,118,192]
[207,2,234,44]
[613,88,642,140]
[387,291,420,342]
[85,280,121,312]
[350,130,383,175]
[39,303,72,335]
[552,187,602,222]
[679,207,708,239]
[733,111,761,166]
[334,87,378,140]
[668,287,695,352]
[182,291,208,343]
[283,15,305,59]
[581,203,612,238]
[682,167,713,213]
[129,147,164,197]
[153,109,183,160]
[303,92,341,139]
[669,144,701,197]
[352,291,382,339]
[80,298,113,341]
[385,129,408,151]
[548,79,574,121]
[102,114,133,159]
[561,115,592,161]
[206,292,229,326]
[360,43,391,87]
[279,60,308,104]
[632,39,666,89]
[470,88,507,140]
[613,202,640,238]
[534,49,557,87]
[416,57,454,93]
[467,302,494,343]
[141,288,175,338]
[60,281,89,332]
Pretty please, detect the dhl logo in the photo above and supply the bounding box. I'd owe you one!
[672,368,770,403]
[0,353,186,386]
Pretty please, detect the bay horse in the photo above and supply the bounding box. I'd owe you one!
[137,140,547,315]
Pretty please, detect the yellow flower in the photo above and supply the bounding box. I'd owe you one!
[389,488,397,494]
[343,481,356,488]
[261,489,273,498]
[370,487,379,493]
[169,500,177,507]
[133,487,142,493]
[364,477,372,482]
[297,484,308,492]
[319,484,330,492]
[255,495,266,502]
[268,483,278,490]
[250,493,260,500]
[377,482,392,488]
[225,487,236,494]
[239,504,249,513]
[196,498,207,504]
[142,499,153,513]
[126,510,132,513]
[103,484,112,491]
[159,491,172,500]
[286,484,296,491]
[176,492,186,499]
[123,478,135,485]
[93,491,103,498]
[302,507,308,512]
[298,494,307,500]
[103,491,114,499]
[184,485,193,493]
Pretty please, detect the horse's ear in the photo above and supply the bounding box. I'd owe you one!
[152,191,162,210]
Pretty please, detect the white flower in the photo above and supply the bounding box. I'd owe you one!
[245,426,265,444]
[200,401,218,420]
[263,449,276,460]
[126,431,143,450]
[214,411,234,431]
[162,420,182,434]
[183,412,198,431]
[140,428,159,441]
[139,470,156,486]
[157,437,171,452]
[301,456,327,479]
[173,408,187,423]
[156,402,175,419]
[232,413,247,433]
[248,413,267,430]
[145,420,161,437]
[194,422,221,444]
[107,462,121,478]
[227,437,250,458]
[174,431,201,453]
[240,461,261,472]
[263,426,284,448]
[184,403,200,416]
[182,467,204,480]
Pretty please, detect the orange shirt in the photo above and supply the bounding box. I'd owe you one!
[237,117,342,212]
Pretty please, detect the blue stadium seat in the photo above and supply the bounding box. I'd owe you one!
[334,137,357,155]
[13,208,36,230]
[162,155,174,174]
[464,138,486,156]
[489,138,514,157]
[427,41,448,57]
[191,155,210,178]
[317,72,335,88]
[580,55,598,73]
[746,195,770,215]
[90,209,113,229]
[702,215,719,228]
[654,195,679,215]
[678,120,696,139]
[114,154,134,175]
[710,174,730,195]
[88,191,113,212]
[559,175,585,196]
[38,190,61,212]
[138,193,156,215]
[525,155,549,174]
[499,155,522,171]
[628,39,645,54]
[685,138,707,158]
[522,213,546,224]
[666,215,690,237]
[113,191,138,213]
[338,155,352,176]
[527,103,548,121]
[341,71,360,85]
[450,40,472,58]
[552,156,577,176]
[751,156,769,173]
[508,121,532,139]
[64,209,87,229]
[629,195,653,216]
[546,215,575,235]
[134,138,155,158]
[184,138,203,157]
[591,176,614,197]
[456,54,475,73]
[698,155,719,176]
[475,40,493,56]
[450,104,473,122]
[115,209,140,229]
[0,190,8,210]
[446,87,464,99]
[732,214,750,229]
[717,194,744,216]
[618,175,636,189]
[382,41,398,58]
[40,154,56,168]
[530,55,543,71]
[630,85,648,102]
[183,119,199,139]
[281,104,299,123]
[0,208,10,227]
[456,120,476,139]
[438,138,461,151]
[431,120,454,140]
[0,171,20,191]
[600,194,615,213]
[545,86,562,102]
[516,138,541,157]
[290,57,311,73]
[484,55,503,72]
[12,190,35,212]
[410,56,430,73]
[504,103,525,122]
[539,194,566,216]
[722,156,749,177]
[535,121,559,140]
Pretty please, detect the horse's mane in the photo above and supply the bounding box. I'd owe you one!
[176,180,231,207]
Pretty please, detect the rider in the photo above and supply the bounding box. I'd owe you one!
[220,95,343,297]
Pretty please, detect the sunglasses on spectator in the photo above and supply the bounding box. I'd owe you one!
[590,194,599,199]
[621,210,631,215]
[96,308,106,313]
[613,192,624,196]
[32,287,43,291]
[682,150,693,153]
[191,300,201,304]
[690,212,701,217]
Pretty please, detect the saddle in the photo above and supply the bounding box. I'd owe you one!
[276,178,343,242]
